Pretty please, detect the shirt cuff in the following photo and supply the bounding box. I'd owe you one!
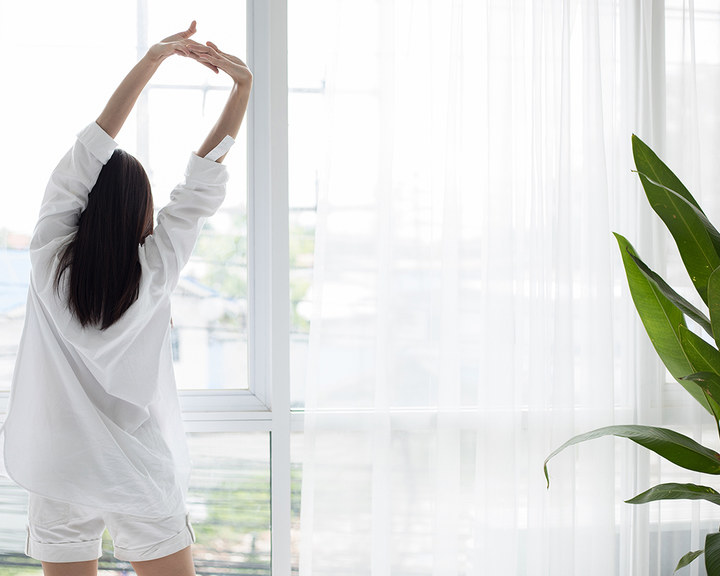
[77,122,118,165]
[185,152,230,187]
[203,135,236,162]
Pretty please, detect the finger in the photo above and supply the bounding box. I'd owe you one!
[187,51,220,73]
[197,55,228,76]
[206,41,234,62]
[195,53,224,68]
[162,21,197,43]
[172,40,195,56]
[183,39,214,54]
[181,20,197,38]
[196,42,221,55]
[206,41,246,66]
[196,49,225,62]
[190,46,225,66]
[187,42,214,54]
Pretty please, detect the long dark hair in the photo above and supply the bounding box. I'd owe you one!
[55,149,154,330]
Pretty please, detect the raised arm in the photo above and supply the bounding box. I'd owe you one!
[141,42,251,289]
[96,21,216,138]
[189,42,253,162]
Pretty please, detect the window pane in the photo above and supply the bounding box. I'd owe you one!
[0,433,270,574]
[147,87,249,391]
[0,1,248,392]
[186,432,271,572]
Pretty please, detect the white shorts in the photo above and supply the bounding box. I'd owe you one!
[25,493,196,563]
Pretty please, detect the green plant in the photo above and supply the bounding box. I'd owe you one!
[545,135,720,574]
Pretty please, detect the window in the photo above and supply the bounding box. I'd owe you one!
[0,1,292,574]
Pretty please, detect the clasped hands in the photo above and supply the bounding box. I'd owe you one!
[148,20,252,90]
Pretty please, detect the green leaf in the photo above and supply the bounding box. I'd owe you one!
[706,532,720,576]
[680,326,720,373]
[632,135,720,286]
[615,234,712,411]
[635,171,720,304]
[632,134,703,211]
[678,326,720,414]
[614,233,693,380]
[628,250,712,337]
[709,266,720,348]
[635,170,720,265]
[683,371,720,437]
[633,135,720,304]
[544,425,720,488]
[616,233,714,413]
[675,549,704,573]
[685,371,720,408]
[626,483,720,506]
[635,171,720,263]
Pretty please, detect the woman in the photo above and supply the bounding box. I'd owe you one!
[0,21,252,576]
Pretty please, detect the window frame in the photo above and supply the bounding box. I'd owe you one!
[247,1,292,573]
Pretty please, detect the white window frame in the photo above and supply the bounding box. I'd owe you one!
[248,1,291,573]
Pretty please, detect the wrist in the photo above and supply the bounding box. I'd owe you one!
[144,45,168,66]
[232,76,253,95]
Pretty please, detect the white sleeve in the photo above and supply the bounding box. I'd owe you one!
[144,139,234,290]
[30,123,117,286]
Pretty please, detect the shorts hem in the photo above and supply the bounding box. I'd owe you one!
[112,515,196,562]
[25,528,103,563]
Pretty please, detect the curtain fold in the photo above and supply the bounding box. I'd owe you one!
[299,1,689,574]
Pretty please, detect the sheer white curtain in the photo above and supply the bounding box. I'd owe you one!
[660,2,720,575]
[299,1,683,574]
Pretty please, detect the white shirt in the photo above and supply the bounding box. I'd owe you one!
[0,122,234,518]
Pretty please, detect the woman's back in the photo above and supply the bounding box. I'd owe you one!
[0,121,231,517]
